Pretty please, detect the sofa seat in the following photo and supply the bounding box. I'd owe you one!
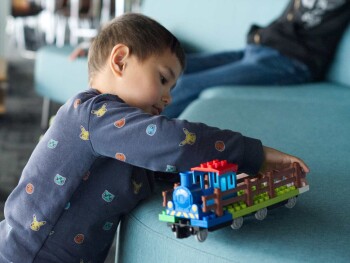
[118,98,350,263]
[199,83,350,105]
[199,24,350,105]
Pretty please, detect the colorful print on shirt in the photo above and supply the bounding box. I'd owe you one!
[80,126,89,140]
[48,139,58,149]
[132,179,143,194]
[115,153,126,161]
[102,190,115,203]
[114,118,126,128]
[146,124,157,136]
[91,103,107,117]
[30,215,46,231]
[179,128,196,146]
[215,141,226,152]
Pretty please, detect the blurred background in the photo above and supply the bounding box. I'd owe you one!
[0,0,140,219]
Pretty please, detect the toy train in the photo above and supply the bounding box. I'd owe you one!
[159,159,309,242]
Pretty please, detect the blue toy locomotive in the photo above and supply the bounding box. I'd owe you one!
[159,160,309,242]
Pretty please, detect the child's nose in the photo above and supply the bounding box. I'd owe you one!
[162,93,172,106]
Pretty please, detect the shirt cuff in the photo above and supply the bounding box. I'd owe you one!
[239,136,264,175]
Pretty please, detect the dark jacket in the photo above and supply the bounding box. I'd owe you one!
[248,0,350,81]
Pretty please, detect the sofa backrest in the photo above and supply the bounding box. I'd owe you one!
[141,0,350,87]
[141,0,288,52]
[35,46,89,104]
[326,26,350,87]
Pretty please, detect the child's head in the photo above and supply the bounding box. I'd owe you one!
[88,13,185,78]
[88,13,185,115]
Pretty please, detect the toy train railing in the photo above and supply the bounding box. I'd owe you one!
[162,188,174,207]
[201,162,307,217]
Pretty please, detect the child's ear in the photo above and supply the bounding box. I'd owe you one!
[110,44,130,76]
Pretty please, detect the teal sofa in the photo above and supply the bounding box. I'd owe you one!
[117,1,350,263]
[34,0,350,262]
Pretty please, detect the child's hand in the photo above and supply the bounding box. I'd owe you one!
[69,47,87,60]
[260,146,310,174]
[69,41,91,61]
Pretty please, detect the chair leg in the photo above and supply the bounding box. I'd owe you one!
[14,17,26,50]
[41,97,51,130]
[56,15,67,47]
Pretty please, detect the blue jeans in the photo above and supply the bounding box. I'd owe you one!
[162,44,312,118]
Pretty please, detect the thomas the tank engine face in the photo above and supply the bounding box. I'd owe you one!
[173,187,192,210]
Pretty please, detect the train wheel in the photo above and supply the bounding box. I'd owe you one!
[255,208,268,220]
[231,217,244,229]
[285,196,297,209]
[195,229,208,242]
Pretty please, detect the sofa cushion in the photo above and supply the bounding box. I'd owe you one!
[199,82,350,104]
[117,98,350,263]
[34,45,88,104]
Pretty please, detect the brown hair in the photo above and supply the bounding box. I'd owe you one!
[88,13,185,80]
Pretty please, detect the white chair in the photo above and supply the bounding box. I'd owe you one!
[54,0,115,47]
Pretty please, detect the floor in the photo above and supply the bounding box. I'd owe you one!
[0,54,42,219]
[0,49,115,263]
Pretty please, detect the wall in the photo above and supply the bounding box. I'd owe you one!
[0,1,10,58]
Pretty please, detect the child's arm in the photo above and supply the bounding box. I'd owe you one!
[87,96,264,174]
[260,146,310,174]
[86,96,308,175]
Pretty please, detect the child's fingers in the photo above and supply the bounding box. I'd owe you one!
[69,49,86,61]
[290,156,310,173]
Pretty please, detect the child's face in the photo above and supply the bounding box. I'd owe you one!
[117,48,182,115]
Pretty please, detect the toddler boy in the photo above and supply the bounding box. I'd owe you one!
[0,13,309,262]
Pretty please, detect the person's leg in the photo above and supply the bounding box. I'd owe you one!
[184,50,244,74]
[163,45,311,118]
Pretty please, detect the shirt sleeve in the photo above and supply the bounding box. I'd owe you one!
[88,96,263,174]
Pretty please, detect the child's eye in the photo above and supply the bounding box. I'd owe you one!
[160,75,168,85]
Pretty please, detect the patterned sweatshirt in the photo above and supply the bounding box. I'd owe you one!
[0,89,263,262]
